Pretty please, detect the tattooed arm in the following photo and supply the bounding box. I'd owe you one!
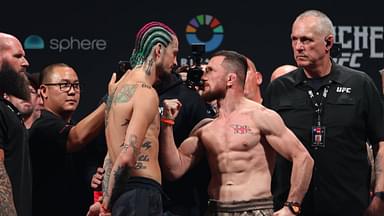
[366,141,384,215]
[101,154,112,203]
[0,149,17,216]
[102,87,159,211]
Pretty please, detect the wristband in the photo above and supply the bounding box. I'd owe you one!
[101,204,110,213]
[161,118,175,125]
[284,201,301,215]
[93,191,103,203]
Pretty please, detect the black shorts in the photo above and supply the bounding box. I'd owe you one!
[111,176,163,216]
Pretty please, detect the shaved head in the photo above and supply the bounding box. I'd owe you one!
[270,64,297,81]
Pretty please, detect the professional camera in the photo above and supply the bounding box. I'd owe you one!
[117,60,131,79]
[185,43,206,90]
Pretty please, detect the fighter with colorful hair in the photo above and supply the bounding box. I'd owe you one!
[97,21,179,215]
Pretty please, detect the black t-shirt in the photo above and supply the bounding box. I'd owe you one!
[29,110,82,215]
[157,74,211,215]
[264,63,384,216]
[0,99,32,216]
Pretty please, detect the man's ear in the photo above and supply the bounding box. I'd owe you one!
[256,71,263,85]
[227,73,237,87]
[155,43,162,59]
[40,85,48,99]
[3,93,9,100]
[324,35,334,51]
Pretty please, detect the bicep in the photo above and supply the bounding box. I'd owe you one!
[178,135,204,167]
[267,127,306,161]
[262,110,305,161]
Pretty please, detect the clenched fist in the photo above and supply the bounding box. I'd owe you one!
[162,99,182,120]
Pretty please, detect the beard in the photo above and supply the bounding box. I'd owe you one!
[156,63,172,80]
[153,63,174,92]
[202,88,224,102]
[21,107,34,117]
[0,66,30,101]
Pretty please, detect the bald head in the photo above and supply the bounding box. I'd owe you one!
[0,32,17,47]
[0,32,29,74]
[270,64,297,81]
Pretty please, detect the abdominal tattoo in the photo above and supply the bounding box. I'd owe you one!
[230,124,255,135]
[120,136,152,170]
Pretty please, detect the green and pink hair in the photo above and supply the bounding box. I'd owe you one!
[130,21,176,67]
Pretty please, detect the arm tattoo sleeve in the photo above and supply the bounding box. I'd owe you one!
[375,153,383,183]
[102,156,113,199]
[0,162,17,216]
[109,165,130,207]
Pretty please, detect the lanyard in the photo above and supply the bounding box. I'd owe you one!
[307,85,330,126]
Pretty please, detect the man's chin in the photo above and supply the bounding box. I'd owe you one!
[64,105,78,112]
[202,93,215,102]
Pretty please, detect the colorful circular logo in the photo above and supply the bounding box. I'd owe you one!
[185,14,224,52]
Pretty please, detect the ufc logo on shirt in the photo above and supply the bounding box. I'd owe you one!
[336,87,352,94]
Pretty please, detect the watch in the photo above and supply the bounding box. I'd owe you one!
[284,201,301,215]
[374,191,384,201]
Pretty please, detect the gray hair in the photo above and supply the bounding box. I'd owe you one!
[295,10,335,36]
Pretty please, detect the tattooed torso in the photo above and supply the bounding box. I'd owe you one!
[105,80,161,182]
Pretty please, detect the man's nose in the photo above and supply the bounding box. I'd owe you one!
[22,57,30,67]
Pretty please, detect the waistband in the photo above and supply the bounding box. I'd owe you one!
[120,176,162,191]
[208,197,274,212]
[110,176,166,207]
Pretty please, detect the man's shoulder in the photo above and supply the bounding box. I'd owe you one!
[190,118,214,136]
[244,100,278,119]
[30,110,67,135]
[334,64,370,81]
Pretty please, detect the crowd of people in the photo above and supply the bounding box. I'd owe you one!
[1,9,384,216]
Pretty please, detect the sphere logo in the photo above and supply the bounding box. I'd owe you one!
[185,14,224,52]
[24,35,45,49]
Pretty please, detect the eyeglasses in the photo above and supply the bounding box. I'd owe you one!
[43,82,81,92]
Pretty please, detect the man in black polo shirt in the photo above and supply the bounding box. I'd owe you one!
[0,32,32,216]
[264,10,384,216]
[0,68,32,216]
[29,63,107,216]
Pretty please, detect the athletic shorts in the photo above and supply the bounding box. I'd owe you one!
[205,197,274,216]
[111,176,163,216]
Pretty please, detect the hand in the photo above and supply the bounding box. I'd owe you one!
[91,167,105,190]
[365,196,384,216]
[100,203,111,216]
[86,202,101,216]
[108,70,130,96]
[162,99,182,120]
[273,206,296,216]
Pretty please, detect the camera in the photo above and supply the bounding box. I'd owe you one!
[117,60,131,80]
[185,43,205,89]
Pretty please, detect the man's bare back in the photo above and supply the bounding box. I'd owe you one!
[106,74,161,183]
[194,100,276,201]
